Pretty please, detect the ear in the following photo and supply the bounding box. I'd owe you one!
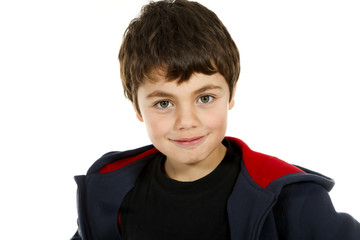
[132,102,144,122]
[136,112,144,122]
[228,85,237,110]
[229,98,235,110]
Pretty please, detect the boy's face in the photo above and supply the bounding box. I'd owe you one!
[135,71,235,170]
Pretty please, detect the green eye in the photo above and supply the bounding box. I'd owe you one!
[198,95,214,103]
[156,101,172,108]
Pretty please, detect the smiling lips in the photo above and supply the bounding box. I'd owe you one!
[171,136,206,147]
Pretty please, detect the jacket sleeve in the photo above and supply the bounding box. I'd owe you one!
[70,231,82,240]
[273,182,360,239]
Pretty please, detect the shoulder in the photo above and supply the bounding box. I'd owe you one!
[85,145,159,175]
[272,181,360,239]
[226,137,334,191]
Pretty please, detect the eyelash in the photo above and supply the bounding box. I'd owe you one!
[154,95,215,109]
[155,101,173,109]
[197,95,214,104]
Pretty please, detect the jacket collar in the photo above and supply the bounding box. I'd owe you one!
[80,137,334,240]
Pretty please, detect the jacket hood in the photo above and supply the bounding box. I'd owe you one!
[85,136,334,193]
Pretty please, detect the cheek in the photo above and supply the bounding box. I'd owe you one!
[144,114,173,139]
[202,107,228,130]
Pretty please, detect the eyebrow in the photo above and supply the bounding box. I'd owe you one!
[146,90,174,99]
[146,84,223,99]
[193,84,223,95]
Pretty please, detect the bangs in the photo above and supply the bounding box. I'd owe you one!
[145,55,218,84]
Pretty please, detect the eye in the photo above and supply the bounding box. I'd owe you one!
[156,101,173,108]
[198,95,214,103]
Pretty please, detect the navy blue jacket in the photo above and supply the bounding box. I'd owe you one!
[71,137,360,239]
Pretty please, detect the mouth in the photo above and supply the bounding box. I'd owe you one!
[170,135,206,147]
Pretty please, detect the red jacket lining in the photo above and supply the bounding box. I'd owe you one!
[99,137,304,188]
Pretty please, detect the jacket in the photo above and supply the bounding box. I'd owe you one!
[71,137,360,239]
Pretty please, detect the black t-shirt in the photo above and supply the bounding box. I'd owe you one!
[120,139,242,240]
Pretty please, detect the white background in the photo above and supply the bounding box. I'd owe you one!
[0,0,359,239]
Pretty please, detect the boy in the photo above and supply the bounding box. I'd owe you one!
[71,0,360,239]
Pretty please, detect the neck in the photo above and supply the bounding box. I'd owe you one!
[164,144,227,182]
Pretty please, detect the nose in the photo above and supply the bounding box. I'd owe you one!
[174,105,200,130]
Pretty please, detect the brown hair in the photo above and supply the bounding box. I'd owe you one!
[119,0,240,113]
